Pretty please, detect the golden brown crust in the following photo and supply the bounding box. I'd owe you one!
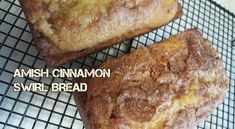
[73,29,228,129]
[19,0,183,66]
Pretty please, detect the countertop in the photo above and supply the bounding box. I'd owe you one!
[213,0,235,14]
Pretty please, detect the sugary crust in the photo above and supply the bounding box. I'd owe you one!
[73,29,228,129]
[19,0,183,66]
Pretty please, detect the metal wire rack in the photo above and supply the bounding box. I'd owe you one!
[0,0,234,129]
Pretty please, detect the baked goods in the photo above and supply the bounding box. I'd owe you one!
[19,0,183,66]
[73,29,228,129]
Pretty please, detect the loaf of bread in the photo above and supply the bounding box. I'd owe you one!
[19,0,183,66]
[73,29,228,129]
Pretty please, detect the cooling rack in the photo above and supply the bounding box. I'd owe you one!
[0,0,234,129]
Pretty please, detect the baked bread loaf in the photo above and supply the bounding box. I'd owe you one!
[19,0,183,66]
[73,29,228,129]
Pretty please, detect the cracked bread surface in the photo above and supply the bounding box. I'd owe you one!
[19,0,183,66]
[73,29,228,129]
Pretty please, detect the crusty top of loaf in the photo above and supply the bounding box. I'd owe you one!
[20,0,180,52]
[73,29,228,129]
